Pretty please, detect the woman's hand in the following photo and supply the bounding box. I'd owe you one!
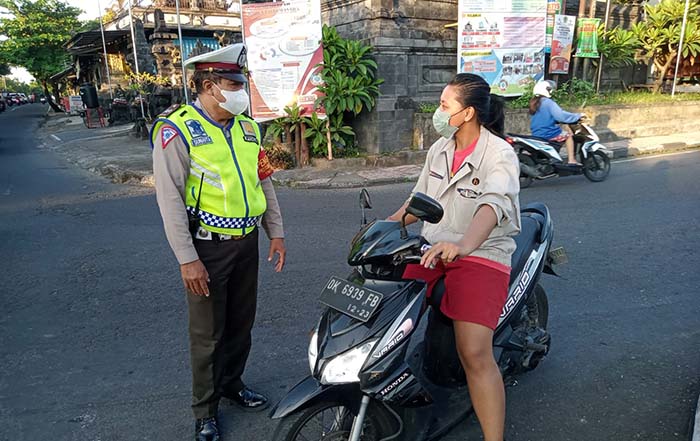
[420,242,468,268]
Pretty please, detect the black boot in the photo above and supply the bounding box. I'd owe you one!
[224,386,269,412]
[195,417,220,441]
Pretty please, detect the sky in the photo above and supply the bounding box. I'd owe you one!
[8,0,104,83]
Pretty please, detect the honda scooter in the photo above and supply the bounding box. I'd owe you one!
[270,190,566,441]
[509,120,611,188]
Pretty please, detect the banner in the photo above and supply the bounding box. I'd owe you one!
[549,15,576,74]
[575,18,601,58]
[458,0,548,96]
[241,0,325,121]
[545,0,564,53]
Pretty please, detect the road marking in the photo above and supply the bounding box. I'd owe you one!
[51,134,62,142]
[614,149,700,164]
[11,107,18,112]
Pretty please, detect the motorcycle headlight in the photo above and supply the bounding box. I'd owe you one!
[308,330,319,375]
[320,339,377,385]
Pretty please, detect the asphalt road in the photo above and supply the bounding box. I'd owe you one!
[1,104,699,441]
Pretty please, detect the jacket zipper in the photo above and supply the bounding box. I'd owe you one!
[224,121,250,235]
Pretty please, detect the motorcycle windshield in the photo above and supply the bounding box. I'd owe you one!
[318,279,426,362]
[347,220,425,266]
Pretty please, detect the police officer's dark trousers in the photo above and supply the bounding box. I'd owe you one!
[187,229,259,419]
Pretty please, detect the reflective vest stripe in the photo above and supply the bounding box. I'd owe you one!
[190,161,221,181]
[189,170,224,190]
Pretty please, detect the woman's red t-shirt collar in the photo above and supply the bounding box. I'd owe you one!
[451,137,479,176]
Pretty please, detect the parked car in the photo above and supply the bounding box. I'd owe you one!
[0,99,5,112]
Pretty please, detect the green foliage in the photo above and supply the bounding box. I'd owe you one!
[418,102,438,113]
[506,78,596,109]
[78,18,102,32]
[597,26,639,68]
[632,0,700,91]
[317,25,383,117]
[303,113,354,158]
[269,25,383,162]
[0,0,81,84]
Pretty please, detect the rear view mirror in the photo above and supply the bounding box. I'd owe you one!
[360,188,372,209]
[406,192,443,224]
[359,188,372,225]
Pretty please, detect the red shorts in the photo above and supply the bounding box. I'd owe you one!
[403,257,510,330]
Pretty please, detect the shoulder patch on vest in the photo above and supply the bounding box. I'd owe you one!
[239,120,259,144]
[158,103,183,118]
[185,119,213,146]
[160,125,179,149]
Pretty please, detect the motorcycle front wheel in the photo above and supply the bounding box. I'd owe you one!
[271,400,397,441]
[582,150,611,182]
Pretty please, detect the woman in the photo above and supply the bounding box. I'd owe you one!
[388,73,520,441]
[529,80,584,166]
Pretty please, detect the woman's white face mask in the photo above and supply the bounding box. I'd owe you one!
[213,83,249,116]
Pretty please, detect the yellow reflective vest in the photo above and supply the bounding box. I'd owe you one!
[150,104,267,235]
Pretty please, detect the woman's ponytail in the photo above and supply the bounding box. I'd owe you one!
[485,93,505,138]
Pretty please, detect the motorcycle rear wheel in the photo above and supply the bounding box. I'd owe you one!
[518,153,536,189]
[272,400,396,441]
[582,150,611,182]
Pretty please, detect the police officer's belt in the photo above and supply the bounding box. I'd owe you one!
[195,226,249,241]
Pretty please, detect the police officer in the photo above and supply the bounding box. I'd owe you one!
[151,44,286,441]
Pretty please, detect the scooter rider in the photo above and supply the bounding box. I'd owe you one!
[529,80,584,166]
[388,73,520,441]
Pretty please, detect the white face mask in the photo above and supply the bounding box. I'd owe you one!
[213,83,249,116]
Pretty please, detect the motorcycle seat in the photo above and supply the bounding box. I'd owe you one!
[509,133,564,147]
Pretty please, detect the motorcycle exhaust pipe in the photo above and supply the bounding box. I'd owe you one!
[520,162,539,178]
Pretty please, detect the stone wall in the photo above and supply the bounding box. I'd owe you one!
[323,0,458,154]
[413,100,700,149]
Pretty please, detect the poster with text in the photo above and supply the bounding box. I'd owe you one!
[549,14,576,74]
[241,0,324,121]
[575,18,601,58]
[458,0,548,96]
[545,0,564,53]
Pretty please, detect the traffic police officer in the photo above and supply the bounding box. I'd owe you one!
[151,44,286,441]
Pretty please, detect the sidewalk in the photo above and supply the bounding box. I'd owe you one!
[39,114,700,189]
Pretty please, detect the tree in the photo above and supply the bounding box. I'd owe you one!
[632,0,700,92]
[0,0,82,111]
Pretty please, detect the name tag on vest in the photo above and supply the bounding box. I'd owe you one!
[239,120,259,144]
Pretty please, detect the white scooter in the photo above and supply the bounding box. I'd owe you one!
[508,120,611,188]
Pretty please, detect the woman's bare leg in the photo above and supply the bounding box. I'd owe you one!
[454,321,504,441]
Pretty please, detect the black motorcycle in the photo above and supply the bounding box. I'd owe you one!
[270,191,566,441]
[509,120,612,188]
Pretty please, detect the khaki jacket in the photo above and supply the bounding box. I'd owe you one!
[412,126,521,267]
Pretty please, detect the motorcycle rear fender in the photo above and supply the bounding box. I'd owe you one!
[269,376,361,419]
[581,141,608,158]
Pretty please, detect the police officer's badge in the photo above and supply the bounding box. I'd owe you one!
[185,120,213,146]
[239,120,258,144]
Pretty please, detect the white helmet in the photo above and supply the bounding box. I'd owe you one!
[533,80,556,98]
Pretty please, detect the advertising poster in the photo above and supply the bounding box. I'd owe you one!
[458,0,547,96]
[241,0,325,121]
[575,18,601,58]
[549,15,576,74]
[545,0,564,53]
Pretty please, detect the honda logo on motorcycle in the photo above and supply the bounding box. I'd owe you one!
[379,370,411,397]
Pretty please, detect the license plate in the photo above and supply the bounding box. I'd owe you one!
[319,277,384,322]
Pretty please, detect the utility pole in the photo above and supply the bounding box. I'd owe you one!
[128,0,146,119]
[97,0,114,99]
